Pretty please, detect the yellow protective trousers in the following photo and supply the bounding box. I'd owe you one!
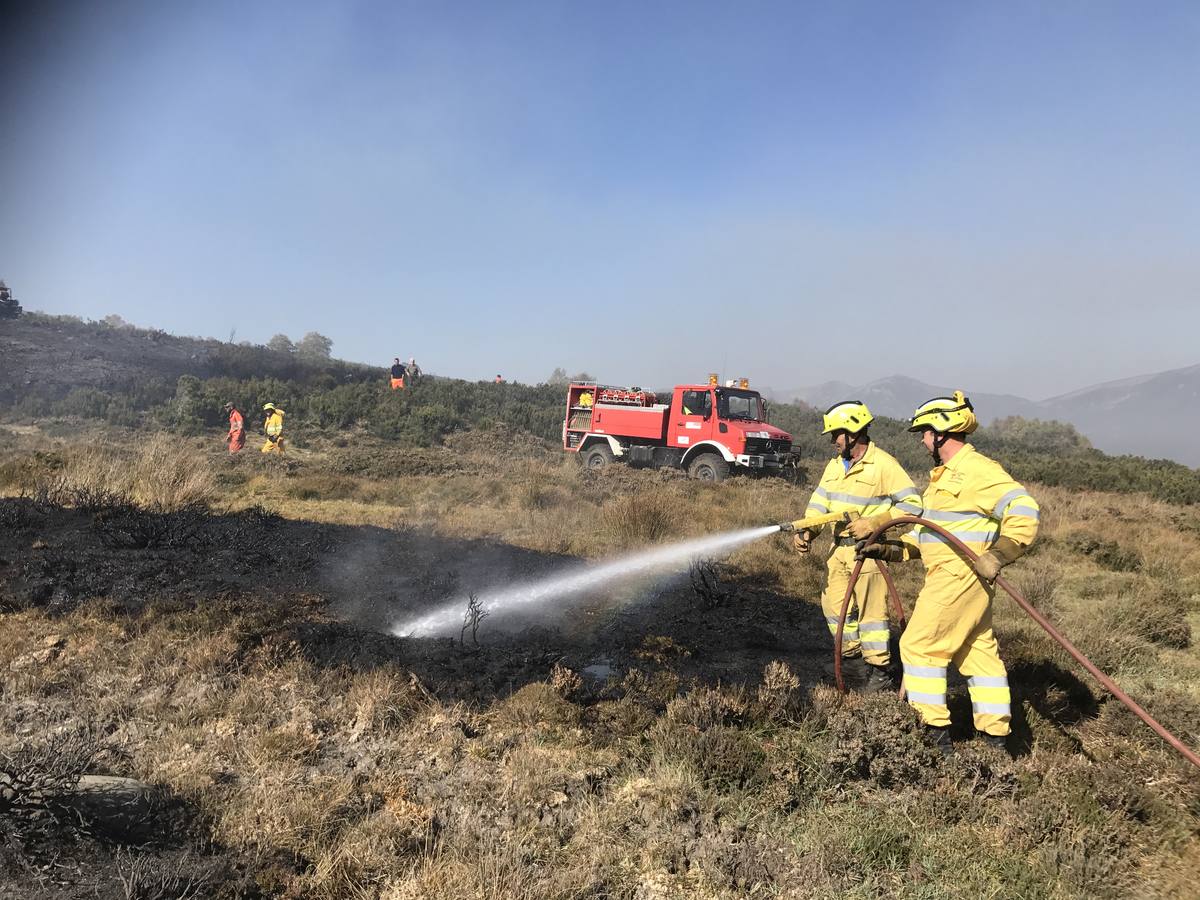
[822,544,891,666]
[261,437,285,454]
[899,564,1011,736]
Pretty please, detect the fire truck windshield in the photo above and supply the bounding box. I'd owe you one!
[716,390,764,421]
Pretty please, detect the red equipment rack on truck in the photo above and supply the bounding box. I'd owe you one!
[562,376,796,481]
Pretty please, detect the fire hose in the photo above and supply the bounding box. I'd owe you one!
[832,515,1200,771]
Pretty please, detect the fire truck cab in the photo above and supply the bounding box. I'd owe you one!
[563,377,795,481]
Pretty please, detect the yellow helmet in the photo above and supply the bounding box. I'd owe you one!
[908,390,978,434]
[822,400,874,435]
[262,403,276,412]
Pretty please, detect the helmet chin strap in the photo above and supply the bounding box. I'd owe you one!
[842,431,868,460]
[931,432,950,466]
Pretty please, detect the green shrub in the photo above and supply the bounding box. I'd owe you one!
[1064,532,1141,572]
[10,321,1200,505]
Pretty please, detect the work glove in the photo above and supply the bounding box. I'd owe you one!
[792,530,815,554]
[973,536,1027,583]
[846,513,890,542]
[855,540,905,562]
[973,552,1003,582]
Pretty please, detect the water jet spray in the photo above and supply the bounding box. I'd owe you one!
[393,511,859,639]
[394,525,786,638]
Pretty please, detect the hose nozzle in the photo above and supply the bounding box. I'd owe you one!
[775,511,854,534]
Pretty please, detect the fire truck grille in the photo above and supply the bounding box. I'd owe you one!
[744,438,791,455]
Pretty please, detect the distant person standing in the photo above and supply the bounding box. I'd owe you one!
[494,374,503,383]
[407,357,422,383]
[261,403,286,454]
[390,358,407,390]
[223,402,245,454]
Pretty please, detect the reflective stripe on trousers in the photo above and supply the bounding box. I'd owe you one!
[858,619,890,653]
[899,564,1011,736]
[967,674,1011,717]
[826,614,858,642]
[903,663,947,707]
[822,545,891,665]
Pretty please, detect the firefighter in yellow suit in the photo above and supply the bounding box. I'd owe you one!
[794,401,923,692]
[261,403,286,454]
[861,392,1039,751]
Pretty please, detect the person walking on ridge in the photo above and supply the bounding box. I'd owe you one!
[859,391,1039,751]
[794,401,922,692]
[390,358,407,390]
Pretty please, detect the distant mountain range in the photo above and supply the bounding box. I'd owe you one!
[771,365,1200,467]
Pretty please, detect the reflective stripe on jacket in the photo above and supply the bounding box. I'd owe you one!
[903,444,1039,567]
[265,410,285,439]
[803,442,922,541]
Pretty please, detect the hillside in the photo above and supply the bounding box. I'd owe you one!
[1042,364,1200,465]
[780,367,1200,467]
[782,375,1043,423]
[0,313,380,408]
[0,314,1198,895]
[0,424,1197,897]
[4,311,1200,505]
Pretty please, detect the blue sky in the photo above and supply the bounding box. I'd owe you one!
[2,1,1197,398]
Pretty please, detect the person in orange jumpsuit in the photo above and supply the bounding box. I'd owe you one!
[223,402,245,453]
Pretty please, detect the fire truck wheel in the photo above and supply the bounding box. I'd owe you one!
[582,444,615,470]
[687,452,729,482]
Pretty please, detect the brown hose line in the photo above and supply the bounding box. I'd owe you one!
[876,560,907,630]
[830,547,908,694]
[833,515,1200,771]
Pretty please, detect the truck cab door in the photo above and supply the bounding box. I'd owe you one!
[671,388,714,449]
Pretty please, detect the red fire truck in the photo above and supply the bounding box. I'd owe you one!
[563,376,796,481]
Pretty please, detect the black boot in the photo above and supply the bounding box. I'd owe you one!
[836,653,864,683]
[925,725,953,756]
[862,663,895,694]
[978,731,1008,752]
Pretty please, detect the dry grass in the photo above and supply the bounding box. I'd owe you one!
[133,433,218,510]
[24,433,216,512]
[3,430,1200,898]
[600,490,681,547]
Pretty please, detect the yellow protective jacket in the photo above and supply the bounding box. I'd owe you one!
[803,442,922,545]
[265,410,285,439]
[903,444,1039,568]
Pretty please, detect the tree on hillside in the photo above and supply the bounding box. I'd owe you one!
[548,368,595,385]
[0,280,22,319]
[984,416,1092,454]
[267,334,295,354]
[296,331,333,362]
